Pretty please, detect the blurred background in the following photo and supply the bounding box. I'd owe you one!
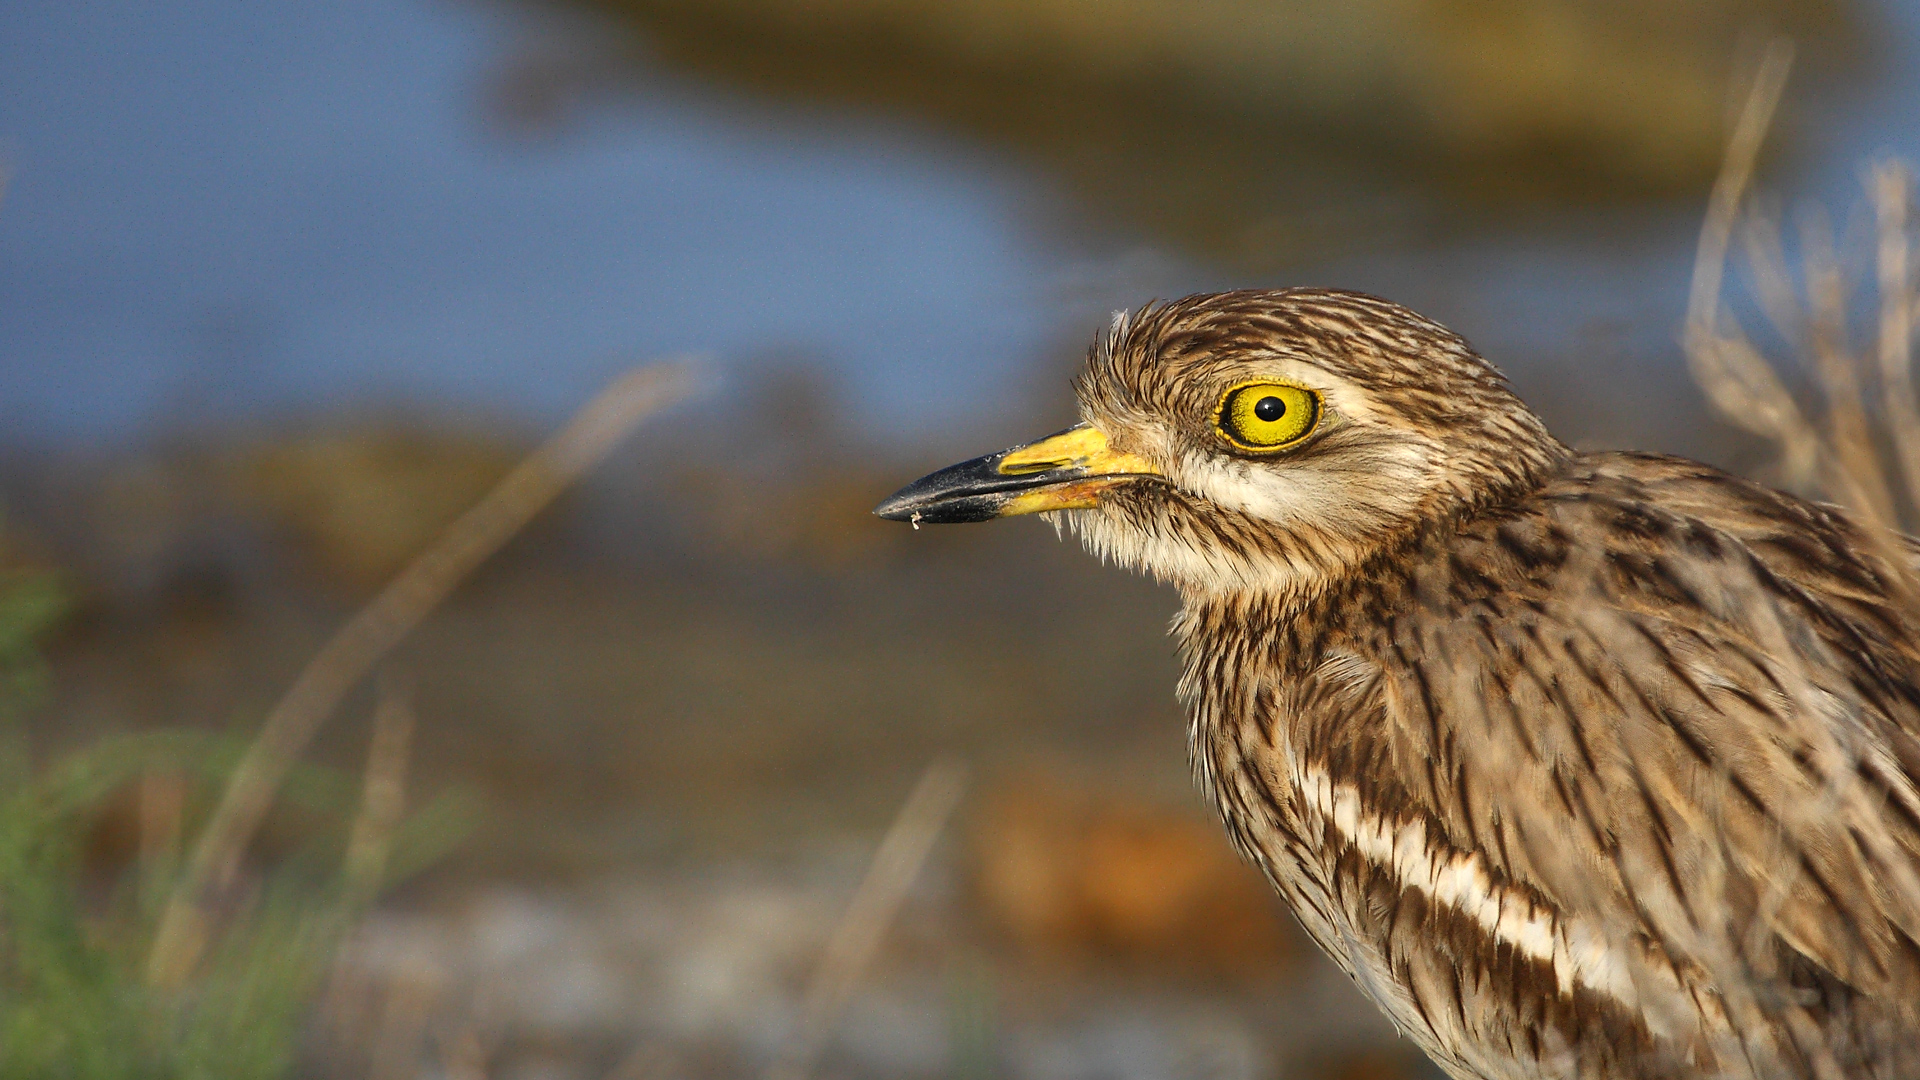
[1,1,1917,1078]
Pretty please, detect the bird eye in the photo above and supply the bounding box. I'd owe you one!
[1216,382,1320,451]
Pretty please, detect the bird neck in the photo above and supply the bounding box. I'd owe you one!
[1175,436,1570,638]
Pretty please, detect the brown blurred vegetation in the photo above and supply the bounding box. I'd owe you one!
[229,430,521,590]
[3,1,1899,1075]
[3,395,1403,1076]
[561,0,1863,262]
[971,773,1294,977]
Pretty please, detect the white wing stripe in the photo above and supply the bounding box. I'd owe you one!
[1301,765,1641,1007]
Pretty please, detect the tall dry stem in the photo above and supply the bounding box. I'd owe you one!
[1683,46,1920,572]
[343,670,416,902]
[1678,31,1920,1080]
[146,360,701,989]
[1800,206,1899,522]
[1683,39,1819,488]
[1875,162,1920,507]
[763,758,968,1080]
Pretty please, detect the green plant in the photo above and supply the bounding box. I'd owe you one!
[0,556,472,1078]
[0,365,691,1076]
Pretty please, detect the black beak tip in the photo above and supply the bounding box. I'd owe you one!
[874,460,1017,524]
[877,450,1062,525]
[872,491,917,521]
[872,488,1007,525]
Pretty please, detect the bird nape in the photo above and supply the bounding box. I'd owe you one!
[876,288,1920,1080]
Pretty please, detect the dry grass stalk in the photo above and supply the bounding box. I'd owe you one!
[1875,161,1919,497]
[1802,204,1900,521]
[437,1023,495,1080]
[1675,36,1920,1078]
[368,962,446,1080]
[1683,38,1814,488]
[343,670,416,902]
[137,769,186,880]
[146,360,702,990]
[1684,40,1920,560]
[763,757,968,1080]
[408,973,504,1080]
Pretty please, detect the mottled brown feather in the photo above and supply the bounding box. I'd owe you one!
[1052,288,1920,1080]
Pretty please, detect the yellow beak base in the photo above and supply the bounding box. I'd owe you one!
[873,423,1161,524]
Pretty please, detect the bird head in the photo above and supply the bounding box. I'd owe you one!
[876,289,1565,600]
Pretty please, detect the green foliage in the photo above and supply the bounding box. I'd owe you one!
[0,557,475,1078]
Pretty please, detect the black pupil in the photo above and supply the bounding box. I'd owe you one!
[1253,396,1286,422]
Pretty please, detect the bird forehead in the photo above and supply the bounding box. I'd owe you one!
[1086,348,1431,438]
[1071,289,1523,472]
[1092,309,1480,409]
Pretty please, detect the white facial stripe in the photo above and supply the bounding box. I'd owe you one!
[1170,445,1431,529]
[1098,361,1440,536]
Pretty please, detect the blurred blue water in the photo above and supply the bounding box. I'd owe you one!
[0,0,1067,449]
[1,0,1917,453]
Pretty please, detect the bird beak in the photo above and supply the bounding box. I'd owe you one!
[874,423,1162,524]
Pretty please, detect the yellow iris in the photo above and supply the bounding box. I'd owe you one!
[1216,382,1320,451]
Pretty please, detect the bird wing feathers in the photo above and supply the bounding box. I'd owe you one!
[1332,454,1920,1042]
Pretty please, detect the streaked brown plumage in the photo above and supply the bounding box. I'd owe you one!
[877,288,1920,1079]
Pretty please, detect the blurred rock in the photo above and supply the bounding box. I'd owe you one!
[1007,1004,1273,1080]
[319,863,1352,1080]
[971,773,1294,978]
[224,428,522,589]
[329,876,845,1064]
